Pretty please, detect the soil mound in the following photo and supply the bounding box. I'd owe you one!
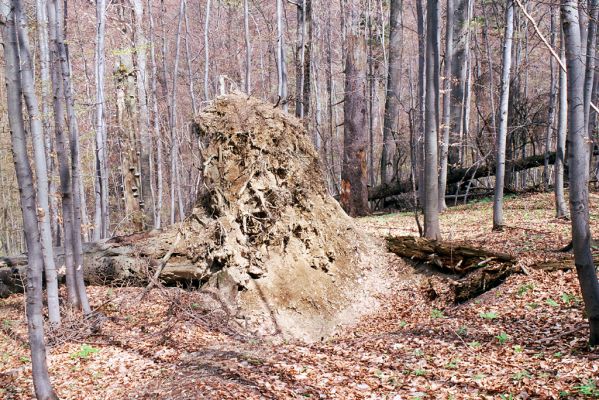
[185,93,384,340]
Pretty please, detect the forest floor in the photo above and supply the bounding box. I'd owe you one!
[1,191,599,399]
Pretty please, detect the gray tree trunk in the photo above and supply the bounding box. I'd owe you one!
[94,0,109,240]
[14,0,61,326]
[544,9,558,191]
[35,0,59,245]
[204,0,211,101]
[277,0,288,111]
[561,0,599,345]
[584,0,599,135]
[54,0,91,314]
[380,0,402,185]
[555,29,568,218]
[492,0,515,231]
[132,0,155,229]
[47,0,78,306]
[438,0,454,211]
[243,0,251,94]
[148,0,162,229]
[0,1,58,396]
[448,0,470,166]
[424,0,441,239]
[416,0,426,205]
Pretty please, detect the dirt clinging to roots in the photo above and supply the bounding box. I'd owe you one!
[181,93,386,340]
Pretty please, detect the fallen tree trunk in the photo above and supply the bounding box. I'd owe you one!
[369,152,556,200]
[0,230,204,298]
[387,236,518,302]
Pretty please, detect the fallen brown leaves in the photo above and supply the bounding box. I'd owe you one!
[1,192,599,399]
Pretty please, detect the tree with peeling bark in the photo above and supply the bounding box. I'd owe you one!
[492,0,515,232]
[423,0,441,239]
[340,2,369,217]
[1,0,58,396]
[380,0,402,185]
[561,0,599,346]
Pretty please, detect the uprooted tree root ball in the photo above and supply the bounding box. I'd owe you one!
[0,93,387,340]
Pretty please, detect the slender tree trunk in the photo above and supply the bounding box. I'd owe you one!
[243,0,251,94]
[492,0,515,231]
[47,0,78,307]
[295,0,305,117]
[381,0,402,185]
[204,0,211,101]
[448,0,470,166]
[438,0,454,211]
[423,0,441,239]
[1,2,58,397]
[183,0,197,114]
[584,0,599,136]
[148,0,161,228]
[54,0,91,314]
[561,0,599,345]
[544,9,558,191]
[341,30,370,217]
[302,0,312,118]
[416,0,426,206]
[277,0,288,111]
[94,0,109,240]
[35,0,59,245]
[169,0,185,223]
[14,0,61,326]
[132,0,155,229]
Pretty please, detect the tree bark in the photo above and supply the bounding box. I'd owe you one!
[277,0,288,111]
[544,9,558,191]
[204,0,211,101]
[14,1,60,326]
[0,1,58,396]
[243,0,251,94]
[148,0,162,229]
[438,0,454,211]
[555,28,568,218]
[561,0,599,345]
[54,0,91,314]
[132,0,155,229]
[94,0,109,240]
[424,0,441,239]
[340,31,370,217]
[416,0,426,205]
[380,0,402,185]
[492,0,515,231]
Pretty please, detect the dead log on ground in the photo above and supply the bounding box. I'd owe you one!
[387,236,517,302]
[369,152,556,200]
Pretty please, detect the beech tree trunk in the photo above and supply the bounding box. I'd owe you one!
[148,0,162,229]
[492,0,515,231]
[544,10,557,191]
[380,0,402,185]
[438,0,454,211]
[424,0,441,239]
[243,0,251,94]
[132,0,155,229]
[14,1,61,325]
[555,29,568,218]
[277,0,288,111]
[54,0,91,314]
[561,0,599,345]
[94,0,109,240]
[0,1,58,396]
